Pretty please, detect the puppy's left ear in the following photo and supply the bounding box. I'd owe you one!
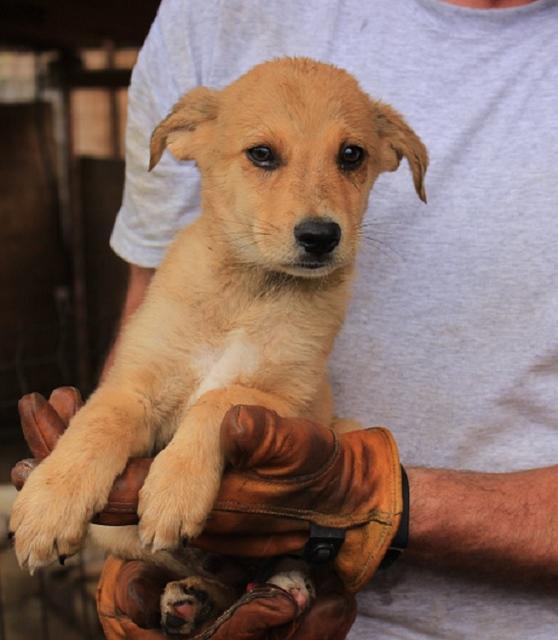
[373,102,428,203]
[149,87,220,170]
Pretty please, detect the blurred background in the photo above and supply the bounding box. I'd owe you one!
[0,1,161,637]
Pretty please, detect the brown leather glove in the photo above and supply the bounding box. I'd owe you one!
[12,389,358,639]
[11,388,152,526]
[97,556,355,640]
[12,390,404,592]
[199,405,403,592]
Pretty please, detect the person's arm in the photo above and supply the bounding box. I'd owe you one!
[198,414,558,586]
[101,264,155,378]
[407,466,558,583]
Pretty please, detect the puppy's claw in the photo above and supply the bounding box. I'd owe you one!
[182,536,190,548]
[18,551,34,575]
[59,555,67,566]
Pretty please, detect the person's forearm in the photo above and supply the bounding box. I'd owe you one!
[407,465,558,582]
[101,264,155,379]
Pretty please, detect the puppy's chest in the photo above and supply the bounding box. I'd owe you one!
[164,286,336,427]
[188,329,262,405]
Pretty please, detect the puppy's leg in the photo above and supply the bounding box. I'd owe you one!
[10,384,157,572]
[138,385,293,552]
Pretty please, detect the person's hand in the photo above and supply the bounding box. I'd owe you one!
[12,389,357,639]
[97,556,356,639]
[10,388,152,526]
[85,405,404,593]
[195,405,404,592]
[13,390,404,592]
[11,388,153,527]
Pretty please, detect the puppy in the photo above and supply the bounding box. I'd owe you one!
[10,57,427,633]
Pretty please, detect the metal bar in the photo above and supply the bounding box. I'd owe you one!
[64,68,131,89]
[58,51,92,392]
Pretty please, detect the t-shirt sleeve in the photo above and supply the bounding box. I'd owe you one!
[110,0,214,268]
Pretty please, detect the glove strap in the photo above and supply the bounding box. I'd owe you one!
[303,524,346,564]
[379,465,409,570]
[304,465,409,568]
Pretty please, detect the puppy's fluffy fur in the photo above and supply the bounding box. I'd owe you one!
[11,58,427,616]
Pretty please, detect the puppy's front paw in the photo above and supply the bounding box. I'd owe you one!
[138,447,222,552]
[161,575,237,636]
[9,466,90,573]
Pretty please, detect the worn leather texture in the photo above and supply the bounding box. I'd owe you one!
[13,399,402,591]
[12,387,403,636]
[97,555,356,640]
[13,390,402,591]
[202,405,403,592]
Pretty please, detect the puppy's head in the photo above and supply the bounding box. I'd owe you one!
[150,58,427,278]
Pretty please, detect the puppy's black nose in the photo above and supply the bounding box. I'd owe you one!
[294,218,341,255]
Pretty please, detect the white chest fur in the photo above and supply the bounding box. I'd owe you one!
[189,329,262,406]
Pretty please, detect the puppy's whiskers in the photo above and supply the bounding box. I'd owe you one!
[356,230,403,261]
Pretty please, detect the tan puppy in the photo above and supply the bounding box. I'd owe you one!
[11,59,427,582]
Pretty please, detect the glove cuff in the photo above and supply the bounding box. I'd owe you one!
[335,427,403,592]
[378,465,409,571]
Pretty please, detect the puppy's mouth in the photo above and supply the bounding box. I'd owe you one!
[294,256,332,270]
[279,254,339,277]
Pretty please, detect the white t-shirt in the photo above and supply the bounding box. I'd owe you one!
[111,0,558,637]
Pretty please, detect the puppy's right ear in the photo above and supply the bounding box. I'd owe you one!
[149,87,219,170]
[373,101,428,203]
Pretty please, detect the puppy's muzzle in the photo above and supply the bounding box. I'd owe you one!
[294,218,341,262]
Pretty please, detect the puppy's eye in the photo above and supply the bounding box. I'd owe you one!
[246,146,279,170]
[338,144,365,171]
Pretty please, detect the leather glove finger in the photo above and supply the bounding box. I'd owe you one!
[185,571,355,640]
[11,387,148,525]
[287,572,356,640]
[99,558,298,640]
[98,557,356,640]
[98,556,172,639]
[17,387,82,459]
[202,405,403,592]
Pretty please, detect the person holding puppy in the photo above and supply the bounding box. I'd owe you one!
[93,0,558,638]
